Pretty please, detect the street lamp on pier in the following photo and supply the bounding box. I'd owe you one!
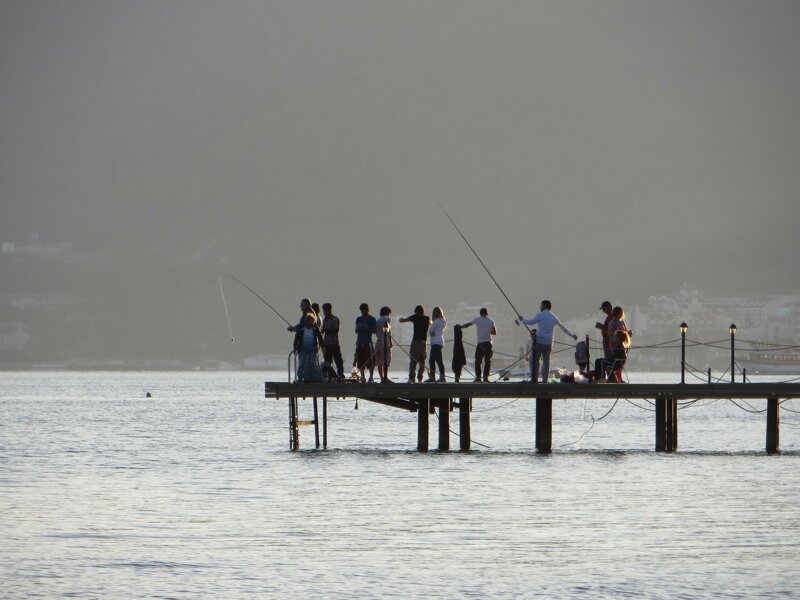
[729,323,737,383]
[679,322,688,384]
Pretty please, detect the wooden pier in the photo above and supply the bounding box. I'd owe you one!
[264,381,800,454]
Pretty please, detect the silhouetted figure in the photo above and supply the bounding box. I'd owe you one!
[459,307,497,382]
[354,303,377,383]
[595,300,613,361]
[321,302,345,380]
[399,305,430,383]
[288,298,314,333]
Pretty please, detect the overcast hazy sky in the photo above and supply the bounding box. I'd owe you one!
[1,1,798,358]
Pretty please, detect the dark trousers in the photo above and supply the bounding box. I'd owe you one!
[595,354,626,382]
[429,344,445,378]
[324,343,344,378]
[475,342,493,381]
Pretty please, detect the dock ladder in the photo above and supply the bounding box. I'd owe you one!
[285,350,327,450]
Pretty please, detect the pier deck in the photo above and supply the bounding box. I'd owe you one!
[265,381,800,454]
[265,381,800,401]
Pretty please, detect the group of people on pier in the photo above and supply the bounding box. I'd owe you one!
[288,297,632,384]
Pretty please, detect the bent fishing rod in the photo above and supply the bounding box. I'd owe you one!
[437,203,533,335]
[218,275,293,343]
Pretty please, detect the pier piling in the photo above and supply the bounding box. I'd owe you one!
[767,397,780,454]
[655,398,665,451]
[417,399,429,452]
[438,398,450,451]
[459,398,471,451]
[322,397,328,449]
[313,397,320,449]
[535,398,553,453]
[655,398,678,452]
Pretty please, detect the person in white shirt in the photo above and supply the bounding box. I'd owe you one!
[459,307,497,382]
[426,306,447,382]
[518,300,577,383]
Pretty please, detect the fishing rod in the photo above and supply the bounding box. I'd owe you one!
[437,203,532,334]
[217,275,293,344]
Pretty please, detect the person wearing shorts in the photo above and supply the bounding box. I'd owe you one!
[354,303,377,383]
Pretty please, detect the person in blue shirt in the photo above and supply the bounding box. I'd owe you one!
[518,300,577,383]
[354,303,377,383]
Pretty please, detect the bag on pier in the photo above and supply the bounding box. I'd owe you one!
[575,341,589,367]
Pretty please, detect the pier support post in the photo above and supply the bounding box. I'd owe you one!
[655,398,666,452]
[313,397,320,449]
[438,398,450,451]
[668,398,678,452]
[656,397,678,452]
[417,399,429,452]
[766,397,780,454]
[322,397,328,449]
[535,398,552,453]
[289,397,299,451]
[459,398,471,451]
[673,398,679,451]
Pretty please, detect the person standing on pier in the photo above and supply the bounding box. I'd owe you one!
[607,306,632,383]
[595,300,613,360]
[399,305,430,383]
[288,298,316,333]
[321,303,345,380]
[355,303,377,383]
[427,306,447,382]
[293,313,324,382]
[459,307,497,382]
[311,302,323,329]
[518,300,577,383]
[375,306,393,383]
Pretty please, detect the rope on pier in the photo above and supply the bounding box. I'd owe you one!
[626,399,655,412]
[431,407,491,448]
[728,399,767,415]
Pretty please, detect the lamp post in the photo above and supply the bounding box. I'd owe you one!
[729,323,737,383]
[679,322,688,384]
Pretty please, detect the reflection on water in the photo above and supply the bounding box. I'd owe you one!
[2,371,799,598]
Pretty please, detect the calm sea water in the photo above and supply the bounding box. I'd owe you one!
[2,370,799,598]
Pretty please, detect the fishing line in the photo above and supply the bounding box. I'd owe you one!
[437,203,533,335]
[218,275,293,337]
[218,277,235,343]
